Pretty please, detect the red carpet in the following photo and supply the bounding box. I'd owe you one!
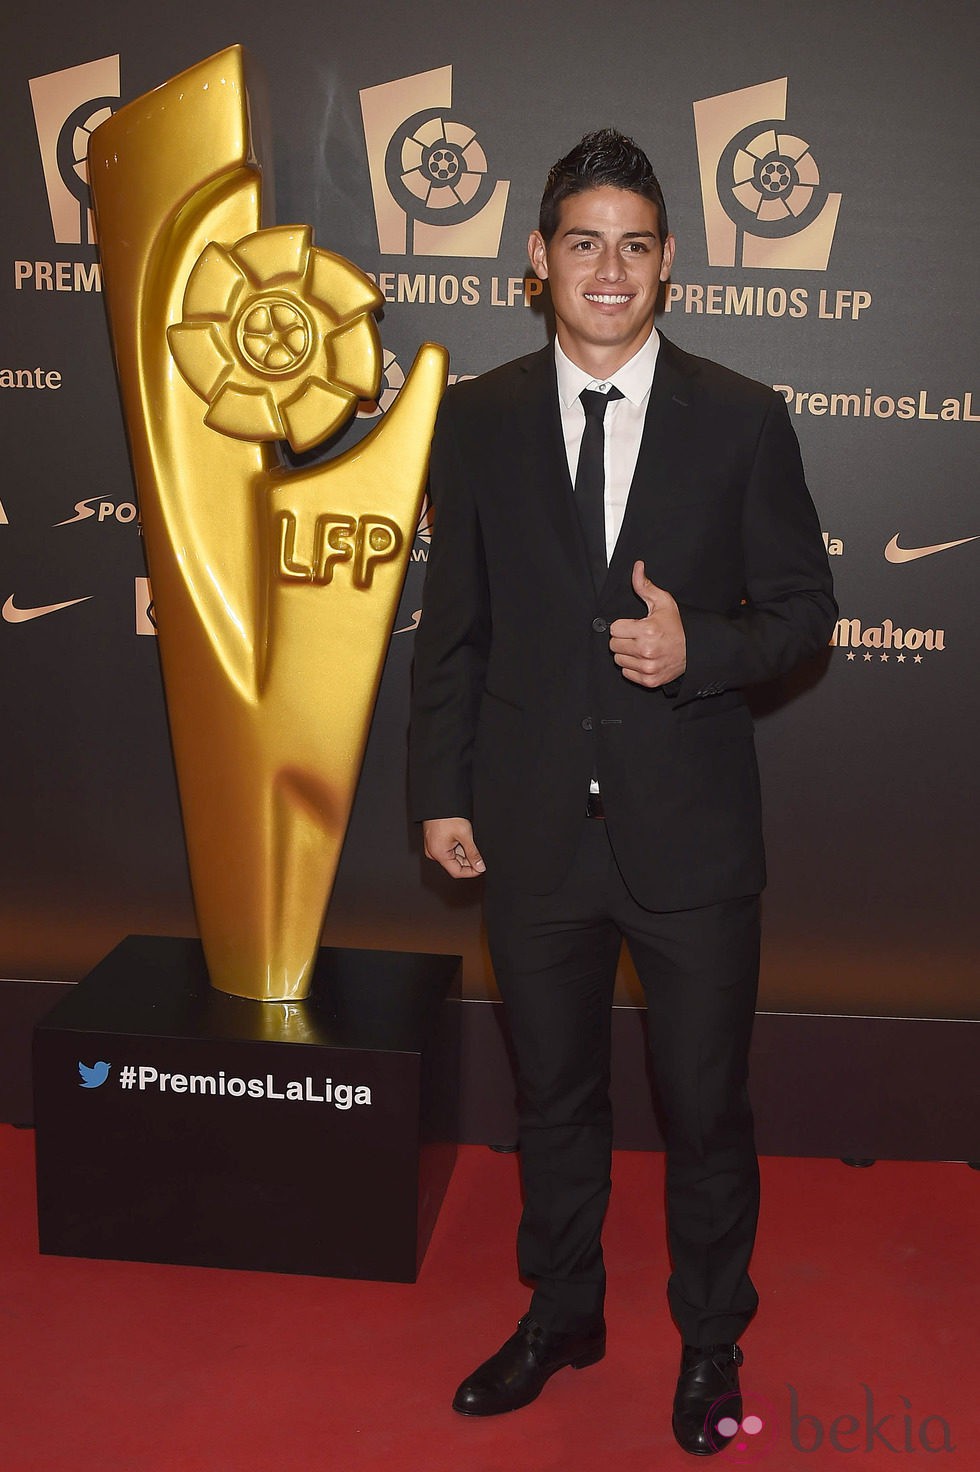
[1,1126,977,1471]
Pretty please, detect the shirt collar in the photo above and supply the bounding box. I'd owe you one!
[555,327,660,408]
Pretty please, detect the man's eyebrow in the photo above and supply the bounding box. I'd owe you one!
[560,227,658,240]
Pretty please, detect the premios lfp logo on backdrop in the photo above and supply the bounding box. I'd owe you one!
[358,66,537,311]
[694,77,840,272]
[30,55,119,247]
[14,55,120,294]
[667,76,869,326]
[360,65,509,257]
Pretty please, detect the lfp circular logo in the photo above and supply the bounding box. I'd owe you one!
[716,121,830,241]
[384,108,498,229]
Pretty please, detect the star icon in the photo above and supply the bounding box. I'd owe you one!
[914,654,923,663]
[863,652,872,661]
[897,653,906,663]
[846,651,856,661]
[881,653,889,662]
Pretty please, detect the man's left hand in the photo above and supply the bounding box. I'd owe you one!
[608,560,687,687]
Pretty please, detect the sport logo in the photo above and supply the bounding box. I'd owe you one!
[884,532,978,564]
[29,56,120,246]
[3,593,92,623]
[360,66,509,257]
[693,78,841,270]
[55,496,139,528]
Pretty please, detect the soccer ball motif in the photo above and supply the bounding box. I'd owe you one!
[167,227,383,452]
[426,146,462,183]
[385,107,498,227]
[759,160,792,195]
[716,120,829,238]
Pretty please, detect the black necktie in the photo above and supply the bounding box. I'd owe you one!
[574,386,623,592]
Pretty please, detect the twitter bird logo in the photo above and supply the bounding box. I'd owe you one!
[78,1060,111,1088]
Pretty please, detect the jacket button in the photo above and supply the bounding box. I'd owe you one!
[592,617,608,633]
[581,717,593,731]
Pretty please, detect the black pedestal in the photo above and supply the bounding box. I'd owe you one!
[33,936,461,1281]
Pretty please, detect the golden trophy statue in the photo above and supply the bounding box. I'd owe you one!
[89,46,447,1002]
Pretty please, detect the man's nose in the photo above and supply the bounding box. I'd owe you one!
[595,248,626,282]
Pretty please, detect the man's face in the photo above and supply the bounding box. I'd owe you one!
[528,185,674,375]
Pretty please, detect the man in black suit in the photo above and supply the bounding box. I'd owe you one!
[409,130,836,1456]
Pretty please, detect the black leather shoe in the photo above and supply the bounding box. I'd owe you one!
[452,1315,606,1416]
[672,1342,744,1455]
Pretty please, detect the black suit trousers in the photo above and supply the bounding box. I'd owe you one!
[484,817,761,1347]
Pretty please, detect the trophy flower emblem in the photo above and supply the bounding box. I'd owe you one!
[167,226,384,452]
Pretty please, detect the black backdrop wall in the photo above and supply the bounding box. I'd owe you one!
[2,4,977,1117]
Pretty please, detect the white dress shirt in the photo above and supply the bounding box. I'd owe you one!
[555,330,661,796]
[555,327,661,564]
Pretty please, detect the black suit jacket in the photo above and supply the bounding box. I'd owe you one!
[409,335,837,909]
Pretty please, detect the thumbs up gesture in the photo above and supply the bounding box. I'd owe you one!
[608,560,687,687]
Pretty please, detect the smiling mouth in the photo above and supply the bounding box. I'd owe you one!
[583,293,633,304]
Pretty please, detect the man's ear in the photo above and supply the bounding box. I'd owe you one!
[660,233,676,282]
[528,230,549,280]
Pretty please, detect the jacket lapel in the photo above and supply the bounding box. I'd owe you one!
[513,334,701,600]
[514,347,595,592]
[601,333,700,598]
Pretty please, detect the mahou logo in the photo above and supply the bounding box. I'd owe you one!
[29,56,120,246]
[359,65,509,257]
[693,78,841,270]
[832,615,945,660]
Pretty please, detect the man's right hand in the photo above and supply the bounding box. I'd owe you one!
[422,817,486,879]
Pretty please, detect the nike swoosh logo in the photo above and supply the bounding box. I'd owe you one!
[2,594,92,623]
[884,534,979,563]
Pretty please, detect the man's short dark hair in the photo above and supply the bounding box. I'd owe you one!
[538,128,668,243]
